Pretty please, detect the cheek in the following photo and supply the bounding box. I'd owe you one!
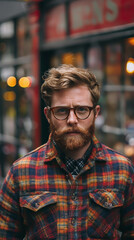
[83,122,91,130]
[82,116,93,126]
[50,117,65,129]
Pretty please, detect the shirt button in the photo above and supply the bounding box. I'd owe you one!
[71,218,76,226]
[66,174,71,184]
[105,202,112,208]
[35,202,39,207]
[72,192,77,200]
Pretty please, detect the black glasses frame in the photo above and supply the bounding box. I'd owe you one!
[48,106,94,120]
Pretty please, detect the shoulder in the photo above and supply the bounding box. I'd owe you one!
[102,143,130,162]
[93,135,131,164]
[12,143,48,169]
[101,144,134,174]
[93,135,134,172]
[2,143,49,188]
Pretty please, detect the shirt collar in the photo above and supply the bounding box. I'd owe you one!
[44,134,58,162]
[44,134,107,163]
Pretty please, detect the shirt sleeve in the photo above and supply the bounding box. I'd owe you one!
[0,166,24,239]
[120,162,134,239]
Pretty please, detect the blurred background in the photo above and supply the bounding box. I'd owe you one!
[0,0,134,184]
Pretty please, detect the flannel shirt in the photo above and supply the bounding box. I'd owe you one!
[56,139,93,177]
[0,135,134,240]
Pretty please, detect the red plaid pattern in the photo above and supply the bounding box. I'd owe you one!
[0,135,134,239]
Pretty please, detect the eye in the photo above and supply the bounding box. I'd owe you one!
[55,107,68,115]
[76,106,89,113]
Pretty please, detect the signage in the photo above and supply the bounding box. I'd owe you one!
[69,0,134,37]
[45,5,66,42]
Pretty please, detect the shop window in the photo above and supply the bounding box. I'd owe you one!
[105,43,121,85]
[62,52,74,65]
[3,102,16,137]
[105,92,121,128]
[87,45,104,141]
[2,143,17,175]
[1,74,17,174]
[0,40,14,63]
[61,52,84,67]
[123,91,134,160]
[125,92,134,143]
[1,67,16,138]
[16,64,33,157]
[50,56,60,67]
[74,53,84,67]
[0,21,15,63]
[0,21,14,38]
[16,16,32,57]
[50,51,84,68]
[1,67,15,82]
[87,46,103,83]
[125,38,134,85]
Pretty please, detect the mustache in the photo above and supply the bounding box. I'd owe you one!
[54,126,88,136]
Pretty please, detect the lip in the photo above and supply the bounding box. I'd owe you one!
[66,132,80,135]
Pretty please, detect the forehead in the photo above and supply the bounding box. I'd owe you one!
[51,85,92,106]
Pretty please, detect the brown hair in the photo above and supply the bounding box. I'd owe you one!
[41,64,100,106]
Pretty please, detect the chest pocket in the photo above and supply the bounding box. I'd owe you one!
[20,192,57,240]
[89,188,124,209]
[87,189,124,239]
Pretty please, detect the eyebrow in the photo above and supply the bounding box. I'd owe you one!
[50,105,92,108]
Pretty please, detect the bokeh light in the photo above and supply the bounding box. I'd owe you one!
[126,58,134,74]
[7,76,17,87]
[18,77,31,88]
[3,91,16,101]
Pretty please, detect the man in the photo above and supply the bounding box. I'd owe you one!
[0,64,134,239]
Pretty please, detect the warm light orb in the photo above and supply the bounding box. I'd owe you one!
[126,58,134,74]
[128,37,134,46]
[3,91,16,101]
[7,76,17,87]
[18,77,31,88]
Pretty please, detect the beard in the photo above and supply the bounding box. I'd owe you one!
[50,120,95,151]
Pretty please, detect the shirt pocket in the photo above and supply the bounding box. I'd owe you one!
[20,191,57,240]
[87,189,124,239]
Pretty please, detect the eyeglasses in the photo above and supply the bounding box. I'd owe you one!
[48,105,94,120]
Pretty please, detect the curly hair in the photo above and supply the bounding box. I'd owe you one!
[41,64,100,106]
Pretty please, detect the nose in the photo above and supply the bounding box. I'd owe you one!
[67,109,78,125]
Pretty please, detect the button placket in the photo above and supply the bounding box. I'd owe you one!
[72,192,77,201]
[71,217,76,225]
[104,202,113,208]
[69,180,79,230]
[35,202,39,207]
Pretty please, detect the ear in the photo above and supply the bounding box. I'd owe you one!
[94,105,100,119]
[44,107,50,123]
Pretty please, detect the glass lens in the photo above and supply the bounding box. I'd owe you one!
[52,106,92,120]
[75,106,90,119]
[53,107,69,119]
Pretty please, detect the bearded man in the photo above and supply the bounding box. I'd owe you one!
[0,64,134,239]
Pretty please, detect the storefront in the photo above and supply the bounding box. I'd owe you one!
[0,3,41,178]
[39,0,134,161]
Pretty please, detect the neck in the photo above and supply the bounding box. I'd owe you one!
[65,141,91,160]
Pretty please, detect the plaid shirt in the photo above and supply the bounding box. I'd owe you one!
[0,135,134,240]
[55,139,93,177]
